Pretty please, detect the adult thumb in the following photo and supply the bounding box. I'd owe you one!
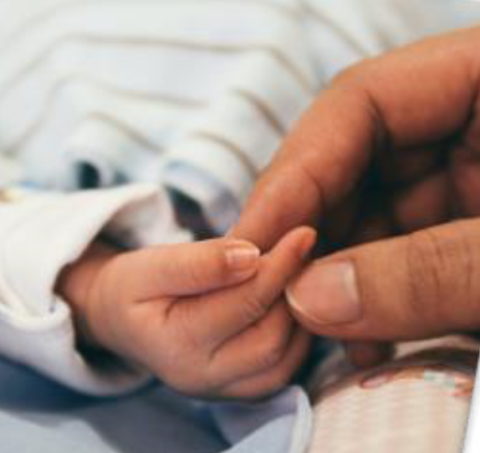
[286,219,480,341]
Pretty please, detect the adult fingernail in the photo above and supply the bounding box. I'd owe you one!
[225,241,261,272]
[286,261,362,325]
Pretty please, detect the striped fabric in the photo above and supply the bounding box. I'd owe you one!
[307,336,478,453]
[0,0,439,233]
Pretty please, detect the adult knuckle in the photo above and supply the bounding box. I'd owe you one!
[453,222,480,319]
[405,229,452,328]
[422,221,480,328]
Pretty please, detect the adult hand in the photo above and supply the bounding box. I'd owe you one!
[233,27,480,360]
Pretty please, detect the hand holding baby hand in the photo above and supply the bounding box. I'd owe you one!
[59,227,315,399]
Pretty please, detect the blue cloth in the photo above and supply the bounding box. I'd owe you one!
[0,357,313,453]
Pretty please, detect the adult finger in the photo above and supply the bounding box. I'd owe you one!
[233,27,480,250]
[287,218,480,341]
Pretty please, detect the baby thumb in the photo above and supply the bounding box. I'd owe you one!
[122,238,261,299]
[286,218,480,341]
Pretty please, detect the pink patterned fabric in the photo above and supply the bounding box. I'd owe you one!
[307,336,477,453]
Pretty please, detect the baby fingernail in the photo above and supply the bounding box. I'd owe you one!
[287,261,362,325]
[225,241,260,272]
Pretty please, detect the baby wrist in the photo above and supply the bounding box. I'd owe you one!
[56,240,118,350]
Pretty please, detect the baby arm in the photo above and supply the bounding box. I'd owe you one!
[58,227,316,399]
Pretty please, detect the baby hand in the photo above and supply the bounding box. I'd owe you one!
[58,227,316,399]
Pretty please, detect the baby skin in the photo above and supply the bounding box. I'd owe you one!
[57,227,316,399]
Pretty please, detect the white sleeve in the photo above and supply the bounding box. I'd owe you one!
[0,183,192,396]
[164,164,240,235]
